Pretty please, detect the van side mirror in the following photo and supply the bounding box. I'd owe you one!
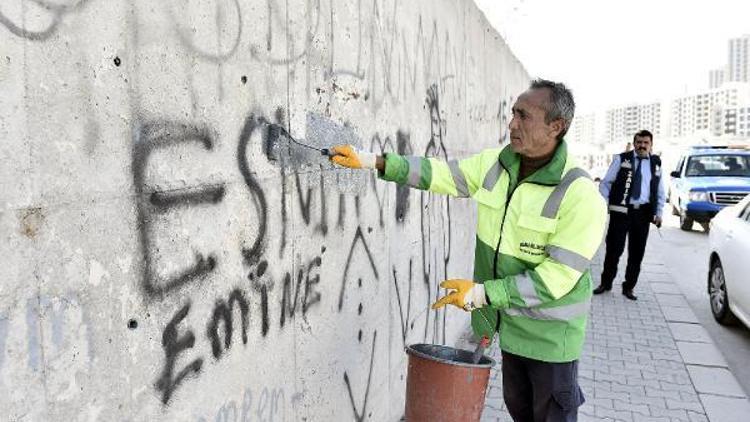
[670,171,680,178]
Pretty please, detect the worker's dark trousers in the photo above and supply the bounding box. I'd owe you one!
[502,351,584,422]
[600,207,652,292]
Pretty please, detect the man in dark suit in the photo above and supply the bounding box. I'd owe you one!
[594,130,665,300]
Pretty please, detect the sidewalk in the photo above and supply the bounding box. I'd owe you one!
[476,237,750,422]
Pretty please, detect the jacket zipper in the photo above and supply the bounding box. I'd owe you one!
[491,160,557,277]
[492,160,515,278]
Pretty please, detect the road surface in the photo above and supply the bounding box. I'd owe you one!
[654,212,750,395]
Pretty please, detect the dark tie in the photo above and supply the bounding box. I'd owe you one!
[631,158,642,199]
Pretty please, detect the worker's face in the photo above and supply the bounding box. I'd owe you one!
[633,135,652,158]
[508,89,563,158]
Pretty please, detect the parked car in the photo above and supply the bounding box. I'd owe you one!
[707,194,750,327]
[669,145,750,231]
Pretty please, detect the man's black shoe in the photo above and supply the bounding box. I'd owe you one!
[622,290,638,301]
[593,285,610,295]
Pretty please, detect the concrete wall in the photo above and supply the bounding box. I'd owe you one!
[0,0,528,420]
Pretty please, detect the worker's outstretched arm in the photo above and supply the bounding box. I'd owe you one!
[329,144,496,198]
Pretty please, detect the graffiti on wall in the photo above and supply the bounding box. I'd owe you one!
[1,0,524,418]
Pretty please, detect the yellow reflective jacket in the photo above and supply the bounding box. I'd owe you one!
[381,141,607,362]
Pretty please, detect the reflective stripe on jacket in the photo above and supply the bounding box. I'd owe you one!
[380,140,607,362]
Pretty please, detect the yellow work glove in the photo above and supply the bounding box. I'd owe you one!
[431,279,487,312]
[329,145,377,169]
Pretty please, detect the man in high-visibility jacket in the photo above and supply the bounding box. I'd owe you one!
[330,79,607,421]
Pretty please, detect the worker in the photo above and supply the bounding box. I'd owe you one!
[329,79,607,421]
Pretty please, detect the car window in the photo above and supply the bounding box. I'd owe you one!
[685,154,750,177]
[675,157,684,174]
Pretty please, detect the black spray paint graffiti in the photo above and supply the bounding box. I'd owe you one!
[337,227,379,311]
[421,84,452,344]
[134,112,315,294]
[167,0,243,102]
[343,330,376,422]
[392,260,414,346]
[243,0,469,113]
[138,112,351,404]
[134,99,463,408]
[206,289,249,359]
[0,0,91,41]
[249,0,323,66]
[237,114,271,266]
[328,1,467,114]
[155,302,204,405]
[262,110,334,258]
[155,253,324,405]
[168,0,242,63]
[133,121,225,298]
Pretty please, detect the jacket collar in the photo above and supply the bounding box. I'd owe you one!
[498,140,568,186]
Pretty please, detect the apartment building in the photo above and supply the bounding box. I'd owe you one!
[728,35,750,83]
[604,103,661,145]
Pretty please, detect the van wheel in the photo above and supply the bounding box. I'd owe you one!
[709,258,738,325]
[679,212,693,231]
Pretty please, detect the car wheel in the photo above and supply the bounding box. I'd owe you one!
[679,212,693,231]
[709,258,738,325]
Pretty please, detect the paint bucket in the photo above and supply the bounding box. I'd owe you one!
[404,343,496,421]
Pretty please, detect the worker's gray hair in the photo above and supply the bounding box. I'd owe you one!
[529,79,575,142]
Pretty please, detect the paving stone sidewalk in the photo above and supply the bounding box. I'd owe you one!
[475,237,750,422]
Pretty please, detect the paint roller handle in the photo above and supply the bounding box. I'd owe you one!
[471,336,491,364]
[471,310,501,364]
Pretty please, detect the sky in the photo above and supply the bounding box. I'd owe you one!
[474,0,750,113]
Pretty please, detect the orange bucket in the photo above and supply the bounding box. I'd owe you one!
[404,343,496,421]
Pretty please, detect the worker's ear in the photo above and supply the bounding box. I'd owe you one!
[548,119,564,139]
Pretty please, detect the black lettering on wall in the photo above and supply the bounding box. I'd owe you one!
[279,255,323,328]
[206,289,249,359]
[249,261,271,337]
[237,115,270,265]
[279,270,302,329]
[132,120,224,298]
[316,171,329,235]
[294,172,314,225]
[303,256,322,314]
[155,303,203,405]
